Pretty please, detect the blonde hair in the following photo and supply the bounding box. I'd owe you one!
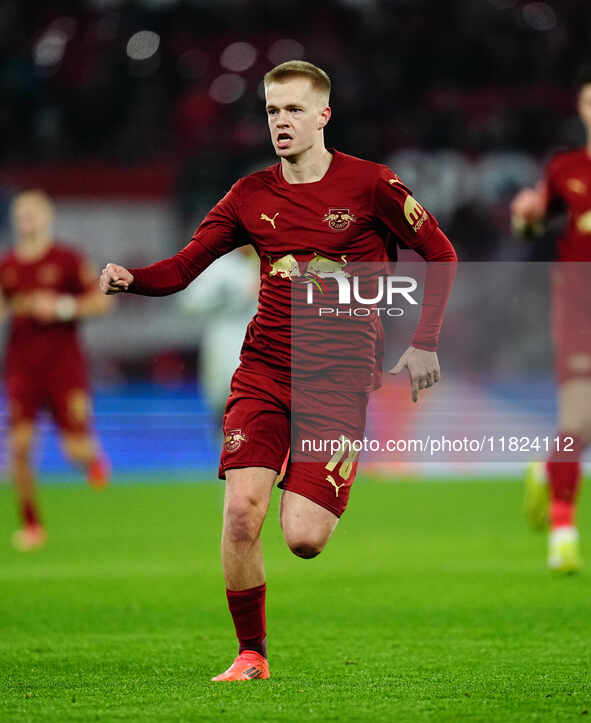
[264,60,331,102]
[11,188,54,214]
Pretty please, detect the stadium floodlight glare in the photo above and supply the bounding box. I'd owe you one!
[220,42,258,73]
[126,30,160,61]
[34,30,68,67]
[209,74,247,104]
[522,2,557,31]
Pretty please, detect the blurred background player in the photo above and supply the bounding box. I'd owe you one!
[510,68,591,573]
[178,246,259,425]
[0,190,113,551]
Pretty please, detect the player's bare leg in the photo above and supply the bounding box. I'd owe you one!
[58,391,110,488]
[9,422,47,551]
[213,466,276,681]
[280,489,338,559]
[544,379,591,571]
[60,432,110,489]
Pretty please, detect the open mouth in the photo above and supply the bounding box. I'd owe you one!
[276,133,293,147]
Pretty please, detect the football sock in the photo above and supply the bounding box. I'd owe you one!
[226,583,267,658]
[21,500,40,528]
[546,433,584,529]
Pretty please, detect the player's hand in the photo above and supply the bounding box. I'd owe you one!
[389,346,440,403]
[100,263,133,294]
[510,186,546,232]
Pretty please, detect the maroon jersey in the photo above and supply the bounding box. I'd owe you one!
[0,242,93,377]
[545,148,591,261]
[130,150,456,389]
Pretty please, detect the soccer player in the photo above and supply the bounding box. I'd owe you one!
[100,61,457,680]
[0,189,113,551]
[511,68,591,573]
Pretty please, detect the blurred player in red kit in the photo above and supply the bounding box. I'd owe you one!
[101,61,457,679]
[0,190,113,551]
[511,69,591,573]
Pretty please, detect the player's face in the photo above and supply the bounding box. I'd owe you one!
[578,84,591,134]
[11,195,53,238]
[265,77,330,158]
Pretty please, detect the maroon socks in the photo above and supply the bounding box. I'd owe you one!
[21,500,40,528]
[226,583,267,658]
[546,433,584,528]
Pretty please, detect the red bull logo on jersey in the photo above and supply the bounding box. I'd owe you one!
[267,253,418,315]
[322,208,356,231]
[306,253,349,277]
[268,253,301,280]
[267,253,349,286]
[224,429,248,453]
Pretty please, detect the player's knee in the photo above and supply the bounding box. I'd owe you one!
[61,433,95,463]
[290,542,322,559]
[285,532,325,559]
[225,495,264,545]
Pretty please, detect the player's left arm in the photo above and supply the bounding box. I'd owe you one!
[373,167,457,402]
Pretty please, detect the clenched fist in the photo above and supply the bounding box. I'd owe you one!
[100,263,134,294]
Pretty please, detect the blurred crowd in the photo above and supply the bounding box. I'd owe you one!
[1,0,590,167]
[1,0,589,261]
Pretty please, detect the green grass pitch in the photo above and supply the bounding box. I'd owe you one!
[0,475,590,722]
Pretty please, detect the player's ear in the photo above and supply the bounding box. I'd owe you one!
[318,105,331,130]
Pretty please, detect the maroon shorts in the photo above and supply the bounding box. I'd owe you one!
[219,365,369,517]
[551,265,591,383]
[4,361,91,434]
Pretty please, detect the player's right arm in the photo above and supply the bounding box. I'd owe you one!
[510,181,548,235]
[510,155,564,235]
[100,184,247,297]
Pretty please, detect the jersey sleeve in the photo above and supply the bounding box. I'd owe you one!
[372,165,439,253]
[372,166,457,351]
[129,182,248,296]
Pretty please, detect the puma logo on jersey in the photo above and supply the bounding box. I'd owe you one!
[326,474,346,497]
[260,212,279,229]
